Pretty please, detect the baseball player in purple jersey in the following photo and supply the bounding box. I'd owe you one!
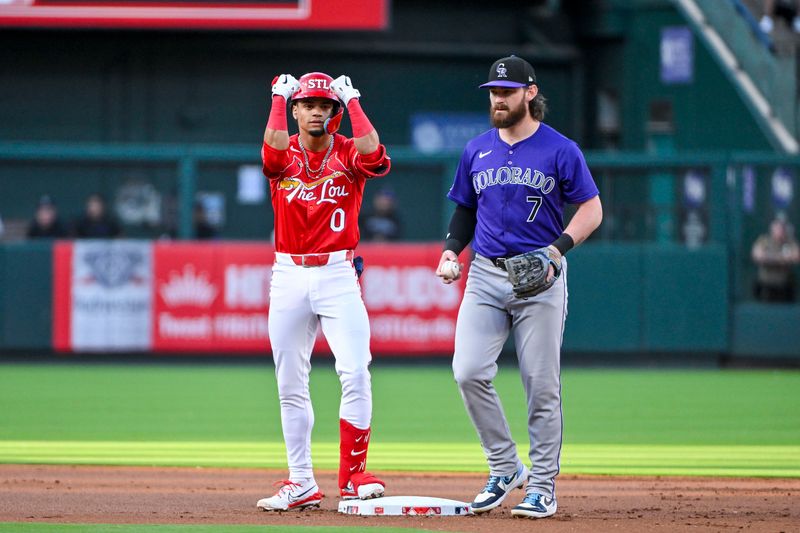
[435,55,603,519]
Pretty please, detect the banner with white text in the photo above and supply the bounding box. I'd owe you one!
[54,241,466,355]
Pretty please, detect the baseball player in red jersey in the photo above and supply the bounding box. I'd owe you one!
[256,72,391,512]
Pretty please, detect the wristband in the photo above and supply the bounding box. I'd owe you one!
[266,95,287,131]
[551,233,574,255]
[347,99,374,138]
[444,238,465,255]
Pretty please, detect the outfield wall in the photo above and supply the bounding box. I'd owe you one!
[2,240,796,360]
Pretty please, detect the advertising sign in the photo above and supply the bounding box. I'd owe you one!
[0,0,389,30]
[53,240,152,352]
[152,242,273,352]
[54,241,465,355]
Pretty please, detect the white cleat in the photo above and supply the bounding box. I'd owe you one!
[340,480,385,500]
[340,471,386,500]
[511,492,558,519]
[256,479,323,511]
[471,464,529,513]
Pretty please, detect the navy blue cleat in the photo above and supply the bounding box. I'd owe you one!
[511,492,558,518]
[470,464,529,513]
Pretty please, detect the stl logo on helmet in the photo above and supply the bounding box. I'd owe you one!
[306,78,330,89]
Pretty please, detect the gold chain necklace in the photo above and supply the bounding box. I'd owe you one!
[298,136,334,177]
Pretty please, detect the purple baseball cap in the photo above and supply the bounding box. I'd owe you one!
[479,55,537,88]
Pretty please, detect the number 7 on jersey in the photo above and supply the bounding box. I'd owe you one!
[526,196,542,222]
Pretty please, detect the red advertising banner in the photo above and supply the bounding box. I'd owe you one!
[53,241,467,355]
[152,242,273,352]
[0,0,389,30]
[357,243,466,354]
[152,242,466,354]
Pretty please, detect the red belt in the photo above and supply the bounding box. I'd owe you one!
[288,250,354,267]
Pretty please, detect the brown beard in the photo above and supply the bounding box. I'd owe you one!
[489,101,528,129]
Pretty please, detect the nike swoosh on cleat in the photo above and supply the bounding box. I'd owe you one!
[287,486,315,502]
[479,150,492,158]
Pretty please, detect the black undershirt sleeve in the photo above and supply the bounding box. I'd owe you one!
[443,204,477,255]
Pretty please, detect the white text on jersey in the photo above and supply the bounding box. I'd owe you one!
[472,166,556,195]
[278,171,350,204]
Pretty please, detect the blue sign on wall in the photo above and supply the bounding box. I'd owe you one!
[660,26,694,84]
[411,113,489,154]
[771,166,795,210]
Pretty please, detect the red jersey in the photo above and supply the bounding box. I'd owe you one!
[261,134,391,254]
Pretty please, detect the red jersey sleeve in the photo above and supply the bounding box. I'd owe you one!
[348,143,392,179]
[261,141,294,179]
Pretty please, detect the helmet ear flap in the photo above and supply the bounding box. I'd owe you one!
[324,105,344,135]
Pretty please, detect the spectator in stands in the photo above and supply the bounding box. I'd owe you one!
[27,195,69,239]
[751,214,800,302]
[73,193,122,238]
[360,186,403,241]
[193,200,217,240]
[759,0,800,34]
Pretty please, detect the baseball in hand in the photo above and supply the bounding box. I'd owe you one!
[440,260,461,280]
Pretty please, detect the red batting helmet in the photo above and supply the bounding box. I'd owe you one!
[292,72,343,134]
[292,72,339,102]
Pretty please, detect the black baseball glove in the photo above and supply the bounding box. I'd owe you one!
[504,247,562,299]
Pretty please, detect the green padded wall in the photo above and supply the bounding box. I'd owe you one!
[565,244,643,351]
[564,243,729,353]
[732,304,800,358]
[1,242,53,350]
[642,244,728,351]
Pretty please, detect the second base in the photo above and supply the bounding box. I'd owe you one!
[338,495,472,516]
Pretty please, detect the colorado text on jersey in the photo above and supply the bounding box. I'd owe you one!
[471,166,557,195]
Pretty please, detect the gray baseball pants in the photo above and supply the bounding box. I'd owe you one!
[452,253,568,498]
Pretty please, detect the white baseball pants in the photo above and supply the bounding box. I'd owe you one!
[268,250,373,480]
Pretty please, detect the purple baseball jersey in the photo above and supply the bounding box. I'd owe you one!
[448,123,599,258]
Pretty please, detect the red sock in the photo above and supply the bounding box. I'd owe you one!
[339,418,371,489]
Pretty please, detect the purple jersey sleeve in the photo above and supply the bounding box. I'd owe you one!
[447,144,480,209]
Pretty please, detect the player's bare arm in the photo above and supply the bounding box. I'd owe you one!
[353,128,380,155]
[331,75,380,155]
[560,195,603,249]
[263,74,299,151]
[539,195,602,282]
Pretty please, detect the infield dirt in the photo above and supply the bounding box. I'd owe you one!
[0,464,797,532]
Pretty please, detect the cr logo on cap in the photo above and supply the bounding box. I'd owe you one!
[496,63,507,78]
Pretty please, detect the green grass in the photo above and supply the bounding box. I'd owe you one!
[0,441,795,476]
[0,363,799,476]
